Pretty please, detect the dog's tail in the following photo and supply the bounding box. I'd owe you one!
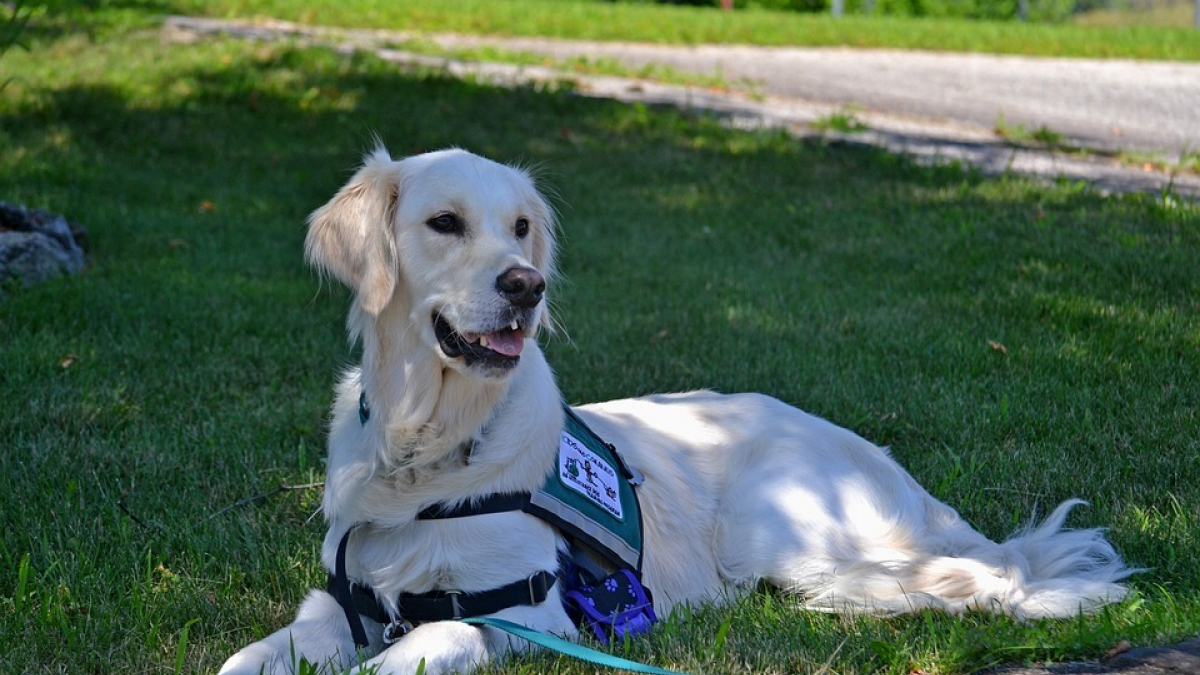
[802,499,1135,619]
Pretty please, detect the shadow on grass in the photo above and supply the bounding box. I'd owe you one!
[3,35,1195,466]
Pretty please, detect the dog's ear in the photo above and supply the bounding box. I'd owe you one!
[524,175,559,334]
[306,148,401,316]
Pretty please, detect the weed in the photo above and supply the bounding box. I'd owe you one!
[994,112,1068,147]
[1179,148,1200,172]
[811,109,869,133]
[0,1,32,89]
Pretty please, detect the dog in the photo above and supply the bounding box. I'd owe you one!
[219,147,1132,675]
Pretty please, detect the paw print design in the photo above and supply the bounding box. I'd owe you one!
[604,577,619,592]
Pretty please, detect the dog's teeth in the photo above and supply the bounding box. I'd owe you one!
[510,320,519,331]
[478,335,490,348]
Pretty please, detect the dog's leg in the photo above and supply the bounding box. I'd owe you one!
[220,590,365,675]
[712,402,1130,617]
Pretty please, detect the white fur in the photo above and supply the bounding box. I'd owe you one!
[220,147,1133,675]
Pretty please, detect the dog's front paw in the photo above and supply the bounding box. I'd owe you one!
[361,621,490,675]
[217,645,294,675]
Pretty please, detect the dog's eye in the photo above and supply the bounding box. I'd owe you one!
[514,217,530,239]
[426,213,463,235]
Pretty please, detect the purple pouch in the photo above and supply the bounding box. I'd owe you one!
[563,568,658,645]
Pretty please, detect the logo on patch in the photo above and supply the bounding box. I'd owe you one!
[559,431,624,520]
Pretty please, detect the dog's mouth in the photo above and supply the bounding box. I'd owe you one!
[433,313,526,370]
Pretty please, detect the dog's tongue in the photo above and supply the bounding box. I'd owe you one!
[483,328,524,357]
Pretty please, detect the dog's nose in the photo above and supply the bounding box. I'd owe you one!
[495,266,545,308]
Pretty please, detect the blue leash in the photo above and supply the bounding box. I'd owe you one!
[461,617,704,675]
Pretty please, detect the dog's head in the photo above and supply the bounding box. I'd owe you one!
[306,147,557,375]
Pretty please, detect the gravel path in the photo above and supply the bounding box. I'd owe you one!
[433,36,1200,162]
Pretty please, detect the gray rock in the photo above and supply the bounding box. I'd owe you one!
[0,201,86,287]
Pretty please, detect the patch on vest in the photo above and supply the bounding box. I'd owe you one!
[559,431,624,520]
[526,405,645,571]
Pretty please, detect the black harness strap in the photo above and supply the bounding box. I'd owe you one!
[400,571,554,620]
[327,527,371,647]
[327,527,557,648]
[342,571,556,624]
[416,492,530,520]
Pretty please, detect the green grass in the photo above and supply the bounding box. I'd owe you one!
[28,0,1200,61]
[3,10,1200,675]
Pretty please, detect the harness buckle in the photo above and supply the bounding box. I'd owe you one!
[446,590,464,620]
[382,618,414,644]
[528,571,549,605]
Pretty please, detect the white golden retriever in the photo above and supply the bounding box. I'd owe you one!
[220,147,1132,675]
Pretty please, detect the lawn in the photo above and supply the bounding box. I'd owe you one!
[31,0,1200,61]
[2,5,1198,675]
